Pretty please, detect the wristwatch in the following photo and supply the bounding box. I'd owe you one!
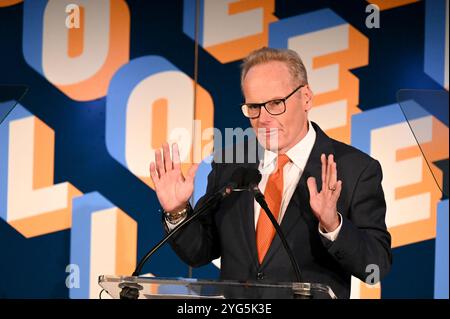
[164,205,189,225]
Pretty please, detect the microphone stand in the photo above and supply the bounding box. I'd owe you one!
[250,184,302,283]
[119,167,302,298]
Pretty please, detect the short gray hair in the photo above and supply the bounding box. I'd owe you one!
[240,47,308,90]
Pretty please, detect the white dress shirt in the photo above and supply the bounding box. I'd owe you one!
[254,121,342,241]
[167,122,342,241]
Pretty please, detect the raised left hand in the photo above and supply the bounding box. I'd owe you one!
[307,154,342,232]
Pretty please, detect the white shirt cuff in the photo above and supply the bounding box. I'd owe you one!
[318,212,343,242]
[165,215,187,231]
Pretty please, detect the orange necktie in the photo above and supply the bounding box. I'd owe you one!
[256,154,291,264]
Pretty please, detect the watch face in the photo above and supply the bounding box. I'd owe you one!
[165,208,188,224]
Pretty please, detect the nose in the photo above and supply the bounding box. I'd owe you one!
[258,105,272,123]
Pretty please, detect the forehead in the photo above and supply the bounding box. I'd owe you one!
[243,61,294,101]
[244,60,292,81]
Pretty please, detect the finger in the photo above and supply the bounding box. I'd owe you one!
[149,162,160,185]
[325,154,334,193]
[331,180,343,201]
[330,161,337,188]
[163,143,173,171]
[172,143,181,171]
[155,149,165,176]
[185,163,199,183]
[307,177,318,198]
[321,153,326,190]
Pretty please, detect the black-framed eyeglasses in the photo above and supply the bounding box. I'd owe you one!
[241,84,305,119]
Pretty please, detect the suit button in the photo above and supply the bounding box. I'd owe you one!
[335,251,343,260]
[257,272,264,280]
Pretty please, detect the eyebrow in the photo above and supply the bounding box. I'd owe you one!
[245,97,285,105]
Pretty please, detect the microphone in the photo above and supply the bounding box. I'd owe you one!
[246,168,302,283]
[120,167,249,299]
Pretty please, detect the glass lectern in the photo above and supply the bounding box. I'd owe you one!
[99,275,337,299]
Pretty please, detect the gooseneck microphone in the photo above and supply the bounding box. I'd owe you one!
[119,167,302,299]
[245,168,302,283]
[120,167,248,299]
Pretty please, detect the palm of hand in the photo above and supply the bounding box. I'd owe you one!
[306,154,342,231]
[150,143,199,214]
[156,170,193,212]
[309,191,336,219]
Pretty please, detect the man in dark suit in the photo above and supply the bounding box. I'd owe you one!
[149,48,392,299]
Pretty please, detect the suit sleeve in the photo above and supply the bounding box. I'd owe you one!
[162,161,222,267]
[322,160,392,283]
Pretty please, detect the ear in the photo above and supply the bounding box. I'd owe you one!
[302,85,313,112]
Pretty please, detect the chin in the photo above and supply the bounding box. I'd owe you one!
[256,136,286,153]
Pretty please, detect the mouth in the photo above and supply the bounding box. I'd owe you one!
[255,128,281,150]
[258,128,281,136]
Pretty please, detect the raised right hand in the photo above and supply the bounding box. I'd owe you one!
[149,143,199,214]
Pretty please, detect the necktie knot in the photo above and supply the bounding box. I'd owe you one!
[276,154,290,173]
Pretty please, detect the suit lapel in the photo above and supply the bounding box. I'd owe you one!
[260,122,335,267]
[237,162,260,268]
[239,187,259,266]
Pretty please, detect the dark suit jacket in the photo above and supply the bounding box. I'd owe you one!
[165,122,392,299]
